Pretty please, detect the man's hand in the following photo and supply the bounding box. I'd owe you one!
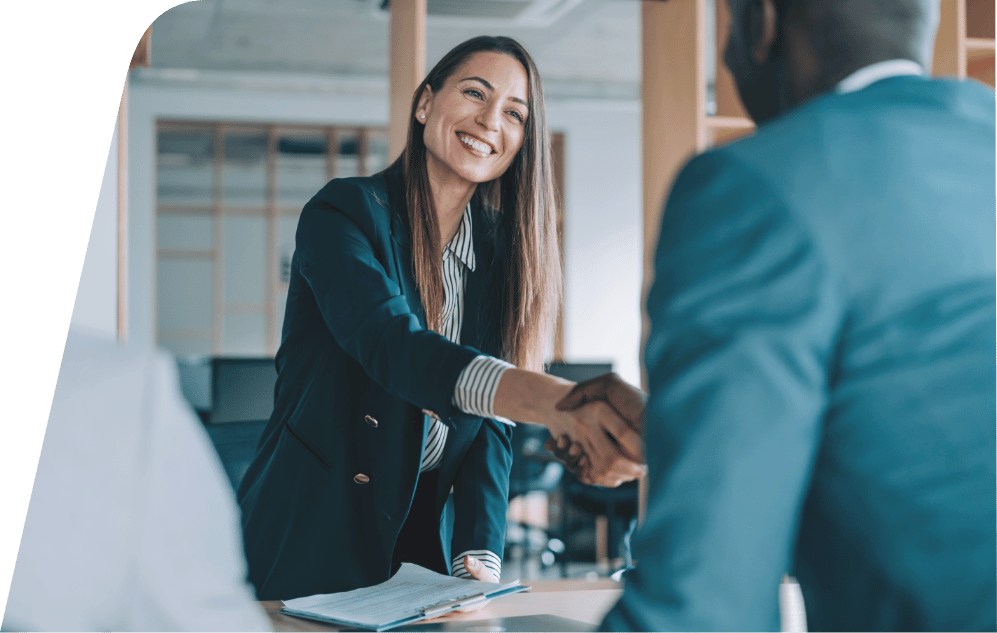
[556,372,647,433]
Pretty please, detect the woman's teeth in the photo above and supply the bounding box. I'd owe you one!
[458,134,491,155]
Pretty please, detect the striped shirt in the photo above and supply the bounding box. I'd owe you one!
[422,202,513,582]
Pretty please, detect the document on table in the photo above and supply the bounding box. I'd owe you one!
[280,563,529,631]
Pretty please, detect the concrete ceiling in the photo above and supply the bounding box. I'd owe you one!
[148,0,717,100]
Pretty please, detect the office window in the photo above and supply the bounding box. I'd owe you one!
[155,121,389,357]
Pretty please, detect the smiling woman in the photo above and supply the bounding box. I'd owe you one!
[402,37,557,367]
[236,35,646,603]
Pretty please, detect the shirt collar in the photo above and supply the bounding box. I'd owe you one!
[444,203,476,271]
[835,59,925,94]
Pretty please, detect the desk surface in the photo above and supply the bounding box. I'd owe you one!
[262,579,623,632]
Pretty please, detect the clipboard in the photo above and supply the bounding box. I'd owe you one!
[279,563,529,631]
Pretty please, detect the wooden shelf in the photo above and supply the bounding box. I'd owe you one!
[705,115,755,130]
[704,116,755,147]
[966,37,996,60]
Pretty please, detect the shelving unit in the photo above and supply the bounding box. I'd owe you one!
[934,0,995,85]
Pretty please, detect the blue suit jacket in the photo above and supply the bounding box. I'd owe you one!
[237,163,513,600]
[604,76,996,631]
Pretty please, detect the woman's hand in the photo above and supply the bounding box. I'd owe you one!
[450,556,494,614]
[492,368,646,487]
[463,555,499,584]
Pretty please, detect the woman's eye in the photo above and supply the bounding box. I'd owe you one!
[507,111,524,123]
[464,88,483,99]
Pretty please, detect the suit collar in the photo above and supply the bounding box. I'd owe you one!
[835,59,925,94]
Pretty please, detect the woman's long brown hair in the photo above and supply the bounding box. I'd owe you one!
[401,35,561,372]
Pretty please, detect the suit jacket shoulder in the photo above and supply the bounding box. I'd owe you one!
[299,173,392,253]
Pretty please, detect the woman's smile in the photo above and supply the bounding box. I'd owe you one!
[456,131,496,157]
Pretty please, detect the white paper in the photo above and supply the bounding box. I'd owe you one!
[281,563,523,630]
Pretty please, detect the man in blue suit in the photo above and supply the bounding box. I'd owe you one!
[555,0,996,629]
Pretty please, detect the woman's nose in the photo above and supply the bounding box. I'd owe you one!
[475,103,501,130]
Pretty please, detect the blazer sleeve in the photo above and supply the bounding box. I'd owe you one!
[294,179,481,422]
[449,418,514,573]
[602,151,843,631]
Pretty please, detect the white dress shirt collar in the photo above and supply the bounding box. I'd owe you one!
[835,59,925,94]
[444,203,476,272]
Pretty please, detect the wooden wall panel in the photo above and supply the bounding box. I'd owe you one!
[639,0,707,525]
[714,0,748,119]
[388,0,427,162]
[933,0,967,77]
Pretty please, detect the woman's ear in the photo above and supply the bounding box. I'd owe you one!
[416,85,434,123]
[749,0,780,65]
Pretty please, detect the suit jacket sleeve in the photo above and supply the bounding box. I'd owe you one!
[450,418,514,572]
[602,150,843,631]
[295,179,481,422]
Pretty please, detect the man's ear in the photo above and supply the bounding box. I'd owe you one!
[749,0,780,65]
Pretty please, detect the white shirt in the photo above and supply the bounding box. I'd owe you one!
[836,59,925,94]
[4,331,270,631]
[421,203,514,583]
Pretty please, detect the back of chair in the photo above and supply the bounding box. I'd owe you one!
[544,362,613,385]
[210,358,277,424]
[204,419,268,491]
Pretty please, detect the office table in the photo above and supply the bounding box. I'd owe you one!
[262,578,623,632]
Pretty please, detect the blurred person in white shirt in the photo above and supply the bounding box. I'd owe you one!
[3,330,270,631]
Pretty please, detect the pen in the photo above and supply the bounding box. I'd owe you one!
[779,575,807,633]
[422,593,488,618]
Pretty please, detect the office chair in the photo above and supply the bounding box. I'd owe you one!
[562,477,639,578]
[544,362,641,578]
[205,419,269,490]
[210,357,278,424]
[201,357,277,490]
[505,422,565,575]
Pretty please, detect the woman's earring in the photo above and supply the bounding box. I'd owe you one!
[419,113,425,120]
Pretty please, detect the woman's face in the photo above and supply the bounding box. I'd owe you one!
[418,51,530,188]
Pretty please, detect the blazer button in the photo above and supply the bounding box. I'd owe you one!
[354,473,370,484]
[422,409,441,421]
[364,415,378,428]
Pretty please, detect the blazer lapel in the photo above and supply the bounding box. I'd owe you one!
[459,198,501,357]
[385,166,428,329]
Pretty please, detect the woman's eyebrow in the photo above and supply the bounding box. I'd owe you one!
[459,76,529,108]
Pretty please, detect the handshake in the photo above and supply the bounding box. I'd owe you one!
[544,373,648,488]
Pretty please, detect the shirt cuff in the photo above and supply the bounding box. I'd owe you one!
[452,355,515,425]
[451,550,502,583]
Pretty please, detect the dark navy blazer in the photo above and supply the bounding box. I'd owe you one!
[237,163,513,601]
[604,76,996,631]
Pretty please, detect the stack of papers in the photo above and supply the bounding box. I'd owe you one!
[280,563,529,631]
